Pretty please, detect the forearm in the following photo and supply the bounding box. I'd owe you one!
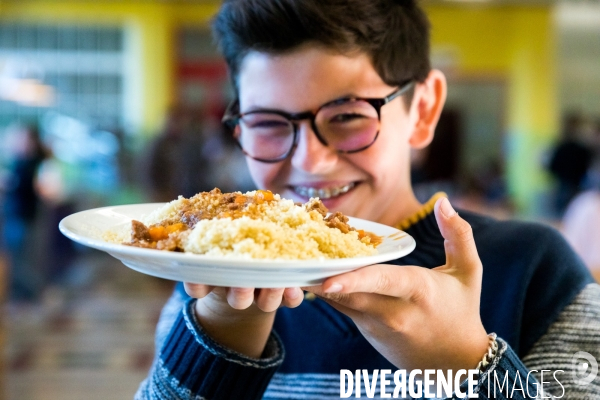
[195,289,277,358]
[136,298,284,400]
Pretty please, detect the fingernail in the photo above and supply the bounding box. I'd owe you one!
[440,197,456,219]
[286,288,300,299]
[324,283,343,293]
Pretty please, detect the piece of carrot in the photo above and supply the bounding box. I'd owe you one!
[148,226,168,241]
[255,190,274,203]
[235,195,246,204]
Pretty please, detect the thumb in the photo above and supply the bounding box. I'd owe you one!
[434,197,482,274]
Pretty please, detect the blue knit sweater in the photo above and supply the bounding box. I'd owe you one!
[136,208,597,399]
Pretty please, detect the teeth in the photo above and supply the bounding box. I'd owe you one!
[293,183,355,199]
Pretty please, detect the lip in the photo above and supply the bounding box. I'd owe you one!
[287,181,360,205]
[289,181,355,190]
[318,188,355,210]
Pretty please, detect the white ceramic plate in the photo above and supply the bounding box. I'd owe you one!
[59,203,416,288]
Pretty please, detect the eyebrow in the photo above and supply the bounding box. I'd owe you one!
[241,92,359,115]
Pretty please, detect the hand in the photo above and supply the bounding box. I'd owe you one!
[184,284,303,312]
[184,284,303,358]
[303,197,489,372]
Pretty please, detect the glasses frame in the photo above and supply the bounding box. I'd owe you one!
[222,80,415,163]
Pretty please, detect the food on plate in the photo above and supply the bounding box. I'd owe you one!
[114,188,381,260]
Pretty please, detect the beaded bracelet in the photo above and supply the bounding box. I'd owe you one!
[476,333,499,373]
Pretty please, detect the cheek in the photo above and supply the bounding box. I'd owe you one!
[374,117,412,164]
[359,135,404,172]
[350,127,410,186]
[378,104,413,145]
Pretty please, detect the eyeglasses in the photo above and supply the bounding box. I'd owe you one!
[222,80,415,163]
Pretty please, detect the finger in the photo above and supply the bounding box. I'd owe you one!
[305,283,376,313]
[281,287,303,308]
[301,285,360,314]
[184,283,215,299]
[300,284,322,293]
[318,296,362,320]
[434,197,482,273]
[318,264,425,300]
[226,287,255,309]
[255,288,285,312]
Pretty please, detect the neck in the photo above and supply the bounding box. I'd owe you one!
[395,192,446,230]
[377,189,424,227]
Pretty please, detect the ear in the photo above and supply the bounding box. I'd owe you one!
[408,69,447,149]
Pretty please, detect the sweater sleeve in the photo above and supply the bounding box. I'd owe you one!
[521,282,600,398]
[135,297,284,400]
[458,338,554,399]
[452,283,600,400]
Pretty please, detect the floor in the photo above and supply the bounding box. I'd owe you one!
[5,250,174,400]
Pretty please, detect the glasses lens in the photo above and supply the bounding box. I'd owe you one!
[237,112,295,161]
[315,100,379,152]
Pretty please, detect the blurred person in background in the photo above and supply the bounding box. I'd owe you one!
[144,106,212,202]
[199,110,255,193]
[562,118,600,283]
[144,106,254,202]
[1,123,48,301]
[547,113,594,217]
[562,190,600,283]
[584,118,600,189]
[35,154,78,289]
[410,108,461,201]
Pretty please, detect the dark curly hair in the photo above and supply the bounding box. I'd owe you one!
[212,0,431,98]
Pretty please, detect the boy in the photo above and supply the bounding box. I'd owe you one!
[136,0,600,398]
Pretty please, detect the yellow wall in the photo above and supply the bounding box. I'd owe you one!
[426,5,558,213]
[0,1,218,134]
[1,2,558,212]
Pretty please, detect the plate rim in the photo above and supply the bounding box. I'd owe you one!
[59,203,416,269]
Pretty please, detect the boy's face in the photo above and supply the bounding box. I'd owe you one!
[237,46,437,225]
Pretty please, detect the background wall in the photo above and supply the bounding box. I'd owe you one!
[0,1,218,134]
[426,4,558,214]
[2,1,598,216]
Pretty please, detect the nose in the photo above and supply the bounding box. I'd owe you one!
[290,122,338,174]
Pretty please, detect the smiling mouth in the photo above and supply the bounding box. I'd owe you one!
[292,182,356,200]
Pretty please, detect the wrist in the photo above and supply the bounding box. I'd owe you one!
[470,329,492,368]
[194,295,276,358]
[451,327,490,373]
[476,333,499,373]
